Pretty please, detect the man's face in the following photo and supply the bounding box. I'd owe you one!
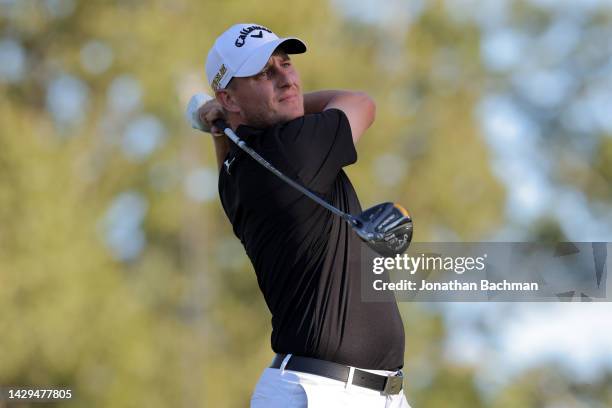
[223,49,304,128]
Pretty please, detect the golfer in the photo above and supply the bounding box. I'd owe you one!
[198,23,411,408]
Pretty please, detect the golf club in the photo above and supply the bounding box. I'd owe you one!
[186,94,413,256]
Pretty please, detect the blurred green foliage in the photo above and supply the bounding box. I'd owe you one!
[1,0,611,407]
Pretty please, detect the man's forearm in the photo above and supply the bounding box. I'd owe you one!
[304,90,375,144]
[303,90,355,114]
[213,136,231,171]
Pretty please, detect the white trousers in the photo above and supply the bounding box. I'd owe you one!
[250,354,413,408]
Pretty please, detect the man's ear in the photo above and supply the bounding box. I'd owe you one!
[215,89,241,114]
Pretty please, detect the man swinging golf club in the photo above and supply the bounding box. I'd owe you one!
[189,23,412,407]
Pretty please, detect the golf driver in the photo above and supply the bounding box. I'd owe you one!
[186,93,413,256]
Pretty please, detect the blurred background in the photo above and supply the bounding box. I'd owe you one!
[1,0,611,406]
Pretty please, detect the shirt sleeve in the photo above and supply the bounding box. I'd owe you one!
[279,108,357,193]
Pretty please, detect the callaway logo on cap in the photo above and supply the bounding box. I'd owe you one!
[205,23,307,91]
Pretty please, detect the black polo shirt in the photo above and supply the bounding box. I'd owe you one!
[218,108,405,370]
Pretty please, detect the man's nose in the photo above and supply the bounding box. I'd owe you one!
[276,67,293,88]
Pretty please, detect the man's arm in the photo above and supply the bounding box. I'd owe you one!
[196,98,231,171]
[303,90,376,144]
[212,136,231,171]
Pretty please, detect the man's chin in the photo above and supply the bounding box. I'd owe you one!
[256,107,305,128]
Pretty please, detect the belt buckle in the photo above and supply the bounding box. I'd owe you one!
[383,372,403,395]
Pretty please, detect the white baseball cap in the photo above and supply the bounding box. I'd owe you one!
[205,23,307,91]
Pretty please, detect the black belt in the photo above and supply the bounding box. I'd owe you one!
[270,354,403,395]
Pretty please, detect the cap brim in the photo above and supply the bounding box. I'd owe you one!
[233,37,307,78]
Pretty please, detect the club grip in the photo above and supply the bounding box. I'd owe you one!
[213,119,229,132]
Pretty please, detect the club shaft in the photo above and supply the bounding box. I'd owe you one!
[215,120,355,224]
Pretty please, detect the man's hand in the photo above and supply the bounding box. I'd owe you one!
[198,99,226,137]
[186,93,231,171]
[186,93,225,137]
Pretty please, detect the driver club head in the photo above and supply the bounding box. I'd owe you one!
[352,202,413,257]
